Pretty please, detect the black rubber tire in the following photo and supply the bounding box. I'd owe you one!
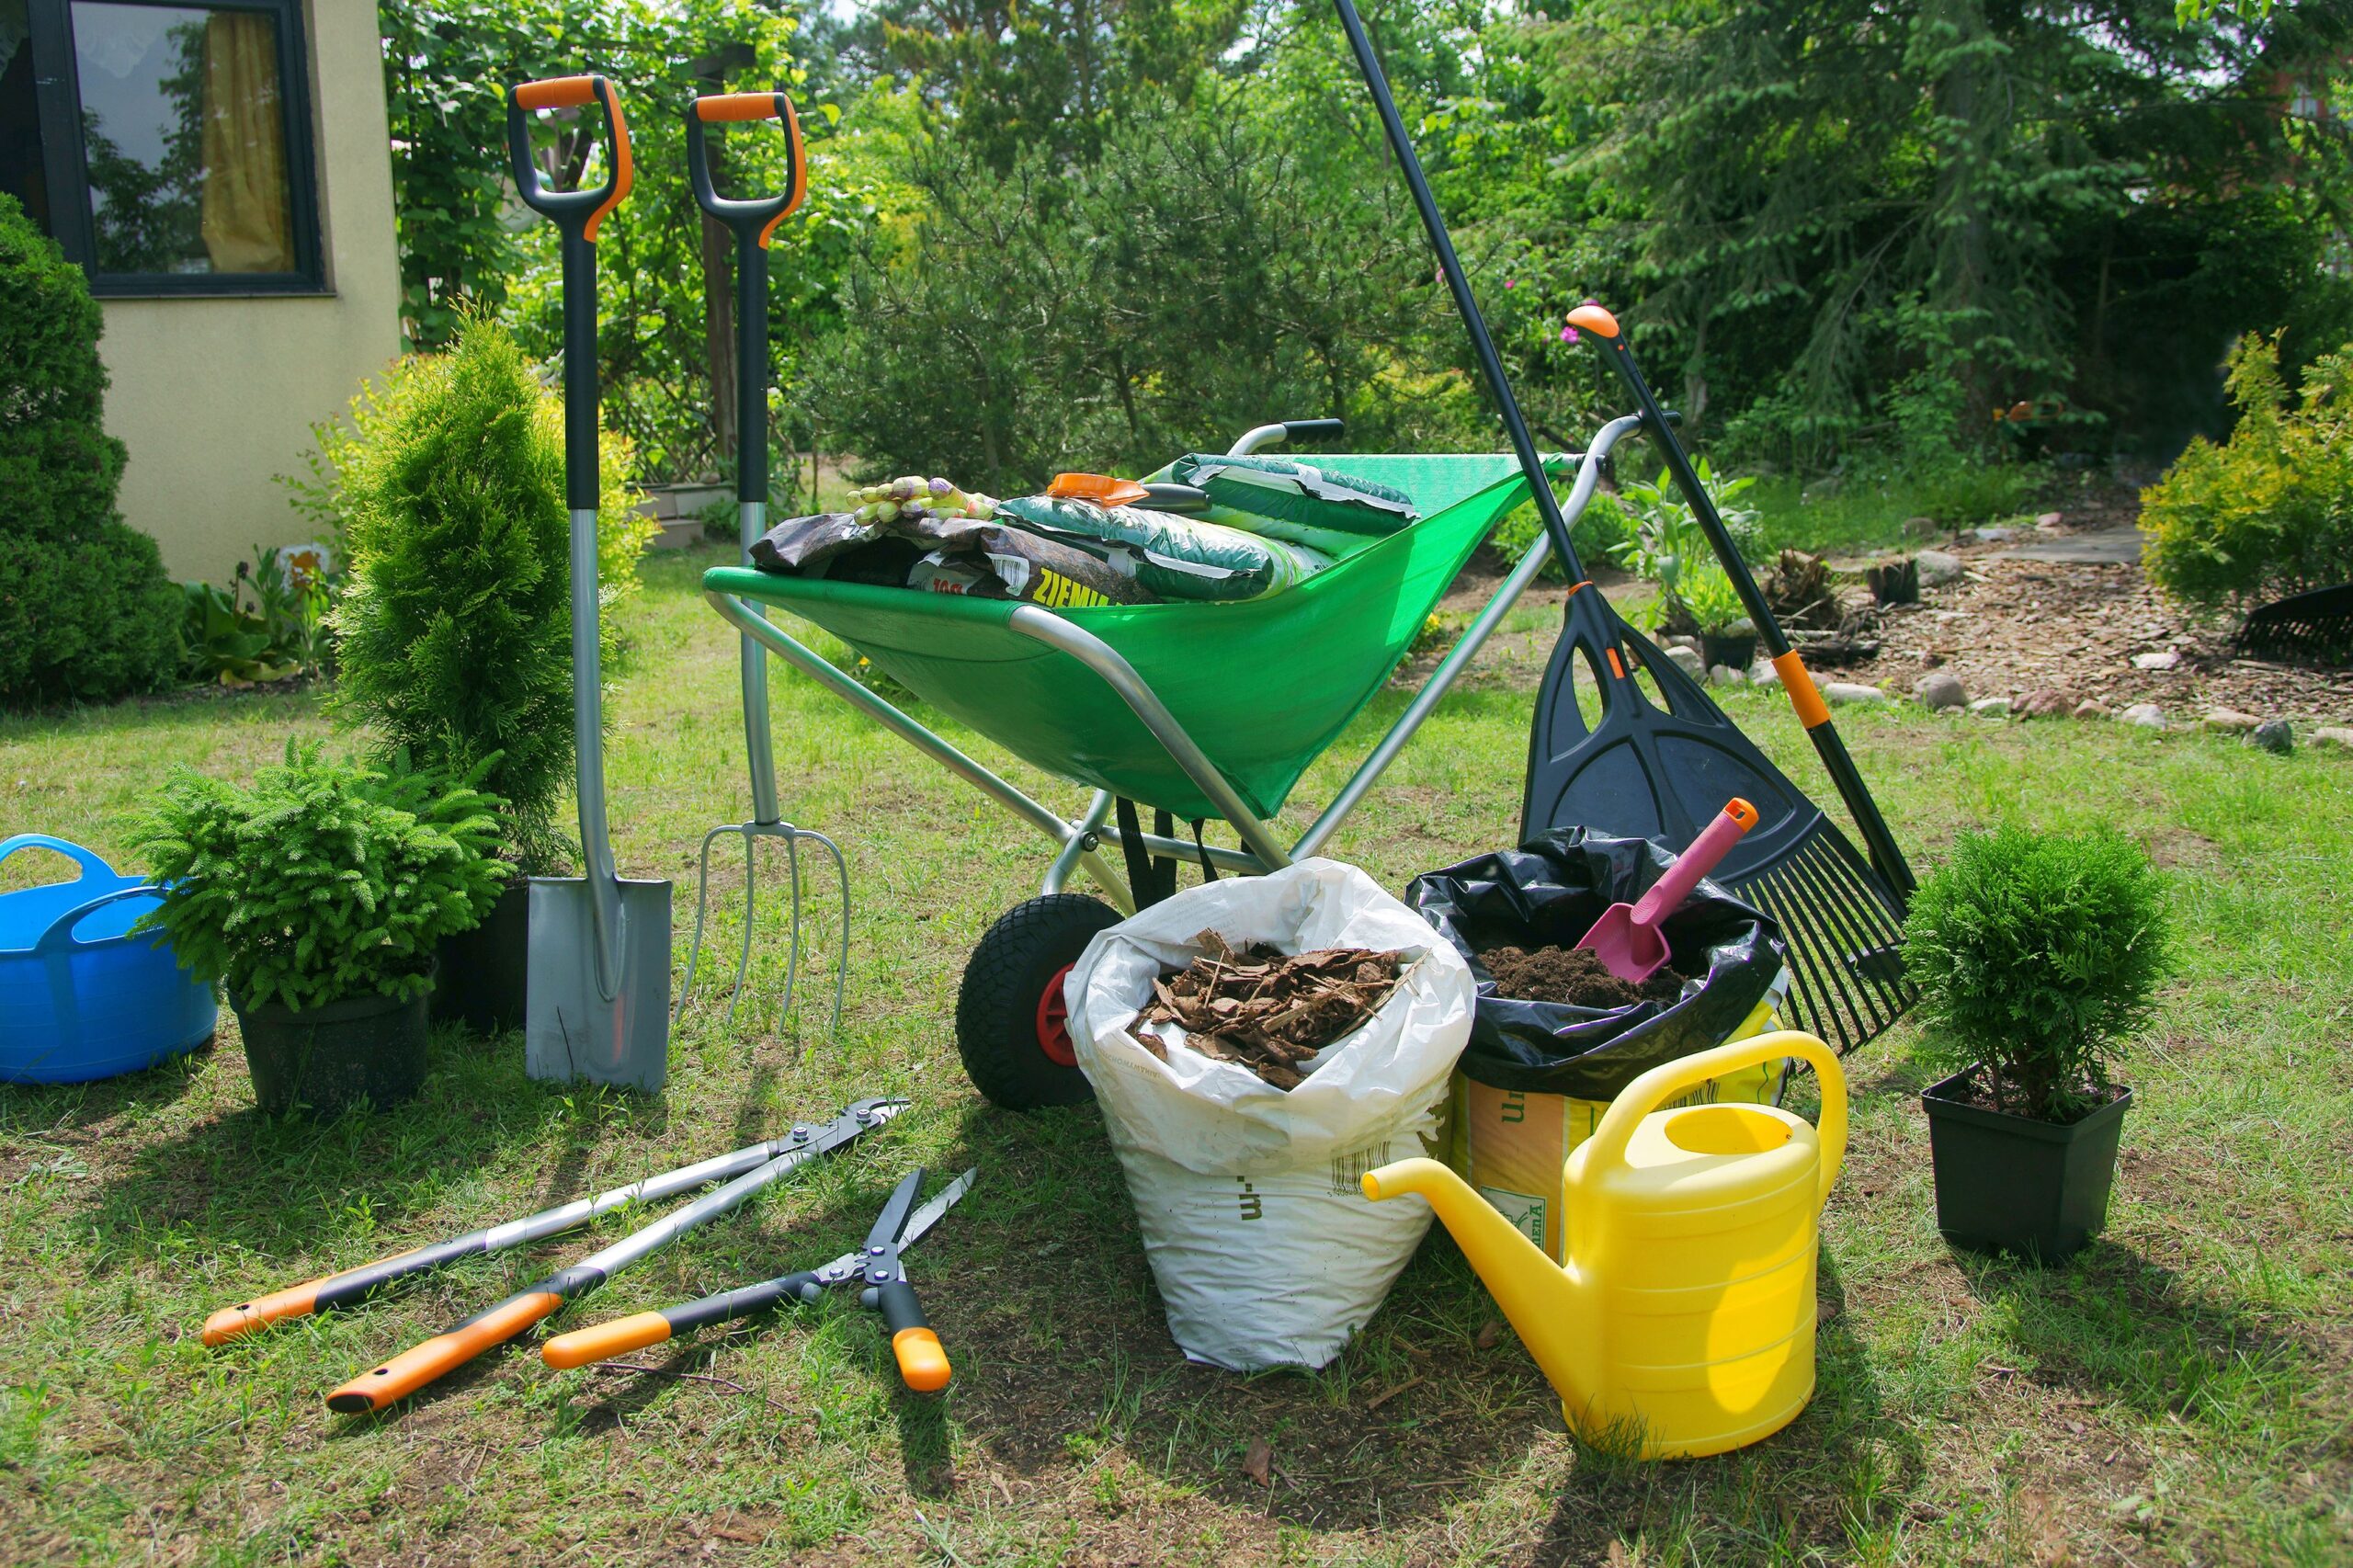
[955,893,1123,1110]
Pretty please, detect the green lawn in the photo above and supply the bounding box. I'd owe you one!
[2,542,2347,1565]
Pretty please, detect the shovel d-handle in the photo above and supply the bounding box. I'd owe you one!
[1567,302,1915,899]
[687,93,806,247]
[1580,1031,1847,1209]
[687,89,804,517]
[506,76,632,242]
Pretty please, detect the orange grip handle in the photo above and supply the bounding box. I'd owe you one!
[515,75,598,110]
[324,1292,560,1414]
[201,1279,322,1346]
[541,1311,672,1370]
[1773,651,1831,729]
[696,93,784,122]
[892,1326,951,1392]
[1726,796,1759,833]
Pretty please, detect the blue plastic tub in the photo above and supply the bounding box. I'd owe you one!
[1,835,217,1085]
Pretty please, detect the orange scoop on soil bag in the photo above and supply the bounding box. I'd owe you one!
[1575,799,1756,983]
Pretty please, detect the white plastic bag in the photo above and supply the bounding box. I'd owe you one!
[1067,858,1473,1370]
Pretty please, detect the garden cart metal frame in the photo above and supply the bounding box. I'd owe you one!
[705,418,1638,1108]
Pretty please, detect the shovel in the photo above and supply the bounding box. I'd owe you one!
[507,75,672,1092]
[1575,798,1758,983]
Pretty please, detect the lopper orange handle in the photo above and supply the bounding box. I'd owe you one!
[892,1326,951,1392]
[202,1279,322,1346]
[541,1311,672,1371]
[324,1291,560,1414]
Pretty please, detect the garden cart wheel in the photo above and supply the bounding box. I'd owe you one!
[956,894,1122,1109]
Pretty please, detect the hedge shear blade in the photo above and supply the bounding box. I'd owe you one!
[323,1097,903,1414]
[541,1167,975,1393]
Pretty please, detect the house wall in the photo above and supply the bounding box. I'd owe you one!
[96,1,399,581]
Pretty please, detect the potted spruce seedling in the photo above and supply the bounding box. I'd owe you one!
[1680,563,1757,673]
[132,743,506,1115]
[320,315,653,1032]
[1904,824,2173,1261]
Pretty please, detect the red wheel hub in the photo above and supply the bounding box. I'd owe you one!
[1035,962,1078,1068]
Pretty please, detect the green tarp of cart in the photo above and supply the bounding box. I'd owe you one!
[706,453,1562,822]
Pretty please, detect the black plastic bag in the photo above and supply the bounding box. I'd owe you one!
[1404,828,1787,1101]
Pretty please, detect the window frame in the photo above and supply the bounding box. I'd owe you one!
[26,0,324,297]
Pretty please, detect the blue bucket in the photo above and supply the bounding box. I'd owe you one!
[1,835,218,1085]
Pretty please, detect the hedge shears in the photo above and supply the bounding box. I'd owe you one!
[324,1097,902,1413]
[541,1166,974,1392]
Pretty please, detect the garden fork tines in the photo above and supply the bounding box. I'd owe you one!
[676,89,847,1035]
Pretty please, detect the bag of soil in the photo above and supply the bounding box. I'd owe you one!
[905,527,1157,608]
[1404,828,1787,1102]
[995,494,1328,602]
[1164,454,1420,556]
[1067,858,1473,1371]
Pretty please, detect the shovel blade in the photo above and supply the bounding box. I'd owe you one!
[526,877,673,1092]
[1574,903,1668,983]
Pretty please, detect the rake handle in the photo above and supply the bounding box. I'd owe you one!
[1569,306,1915,899]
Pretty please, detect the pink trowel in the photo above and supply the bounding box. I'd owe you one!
[1575,798,1760,983]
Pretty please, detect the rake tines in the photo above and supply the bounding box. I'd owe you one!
[2236,584,2353,667]
[1722,827,1915,1055]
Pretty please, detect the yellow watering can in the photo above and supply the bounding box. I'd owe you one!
[1365,1031,1845,1460]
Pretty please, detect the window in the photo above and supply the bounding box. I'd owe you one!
[2,0,321,293]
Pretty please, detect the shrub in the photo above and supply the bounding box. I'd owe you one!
[325,316,654,872]
[2143,331,2353,611]
[1902,824,2172,1122]
[131,741,506,1011]
[0,192,178,708]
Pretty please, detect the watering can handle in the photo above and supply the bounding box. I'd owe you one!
[0,835,117,881]
[1579,1030,1847,1208]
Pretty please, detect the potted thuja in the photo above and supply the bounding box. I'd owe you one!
[133,742,506,1114]
[1904,824,2174,1261]
[324,316,654,1031]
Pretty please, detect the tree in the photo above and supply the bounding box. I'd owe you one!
[0,194,178,710]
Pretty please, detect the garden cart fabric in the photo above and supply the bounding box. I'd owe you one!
[709,451,1555,823]
[1065,858,1473,1370]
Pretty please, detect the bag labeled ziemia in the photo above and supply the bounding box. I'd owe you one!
[1068,859,1472,1371]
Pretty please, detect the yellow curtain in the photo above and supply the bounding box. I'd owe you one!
[199,10,292,273]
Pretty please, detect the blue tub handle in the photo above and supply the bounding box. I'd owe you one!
[35,884,166,956]
[1,835,120,883]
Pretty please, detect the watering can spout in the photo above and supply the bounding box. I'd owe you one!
[1362,1158,1586,1396]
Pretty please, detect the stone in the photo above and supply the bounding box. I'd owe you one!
[1915,550,1964,587]
[2017,687,2073,719]
[2120,703,2166,730]
[1709,664,1746,687]
[1913,671,1968,711]
[2034,511,2063,529]
[1823,681,1890,706]
[1901,515,1941,540]
[2246,719,2293,755]
[2072,699,2111,721]
[1748,659,1781,688]
[2202,709,2260,733]
[2313,726,2353,749]
[1969,697,2012,719]
[1665,635,1699,653]
[1973,526,2018,543]
[1665,645,1706,680]
[2131,650,2181,671]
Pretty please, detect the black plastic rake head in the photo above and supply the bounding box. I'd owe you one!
[1522,607,1916,1054]
[2236,583,2353,667]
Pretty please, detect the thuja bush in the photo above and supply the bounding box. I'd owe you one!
[0,193,178,708]
[2143,332,2353,611]
[132,742,506,1011]
[1903,824,2173,1121]
[327,315,652,871]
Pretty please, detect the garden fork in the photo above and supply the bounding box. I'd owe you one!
[675,90,847,1034]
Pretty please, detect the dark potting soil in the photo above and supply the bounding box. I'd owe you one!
[1931,1066,2129,1125]
[1479,944,1688,1009]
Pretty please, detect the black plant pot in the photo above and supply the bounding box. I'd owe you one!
[233,984,432,1116]
[431,881,529,1035]
[1699,632,1757,672]
[1921,1065,2131,1263]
